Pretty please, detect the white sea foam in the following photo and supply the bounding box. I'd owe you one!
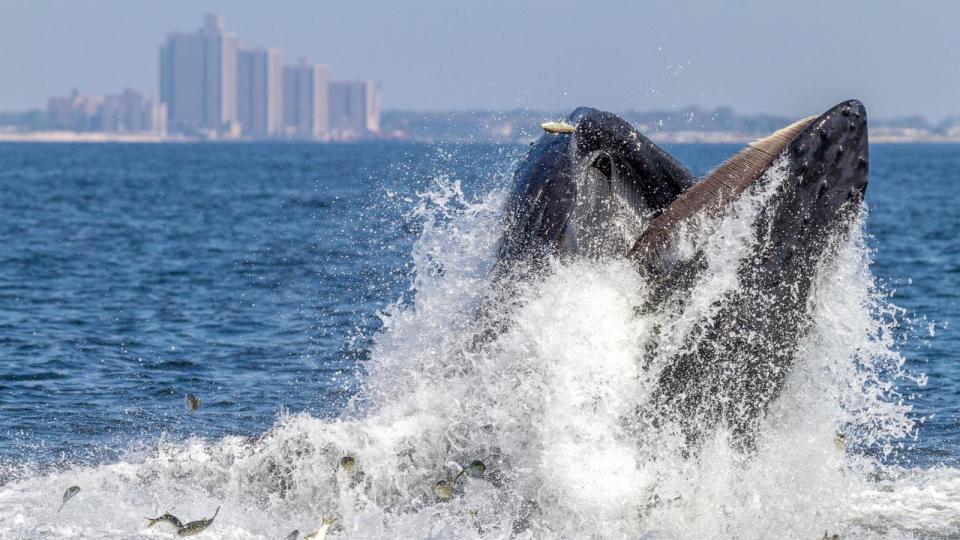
[0,165,951,539]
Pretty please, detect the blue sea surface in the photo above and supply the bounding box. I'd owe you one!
[0,142,956,469]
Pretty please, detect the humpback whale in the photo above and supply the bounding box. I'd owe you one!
[481,100,869,447]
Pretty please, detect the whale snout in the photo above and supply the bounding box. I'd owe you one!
[792,99,868,197]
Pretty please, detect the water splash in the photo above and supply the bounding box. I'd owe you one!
[0,160,945,539]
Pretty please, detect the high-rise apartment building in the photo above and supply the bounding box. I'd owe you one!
[238,48,283,138]
[282,61,329,140]
[159,14,238,135]
[328,80,380,138]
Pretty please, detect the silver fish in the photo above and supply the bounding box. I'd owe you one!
[433,480,454,500]
[466,460,486,478]
[185,393,201,415]
[57,485,80,512]
[454,459,487,481]
[146,512,184,529]
[834,432,846,450]
[177,505,219,536]
[339,455,356,472]
[285,530,300,540]
[303,517,334,540]
[540,121,576,134]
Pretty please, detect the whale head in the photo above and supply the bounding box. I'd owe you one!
[495,100,868,279]
[495,107,696,269]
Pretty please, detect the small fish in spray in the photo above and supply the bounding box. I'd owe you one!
[57,485,80,512]
[834,432,846,450]
[303,517,335,540]
[466,460,486,478]
[185,393,201,415]
[339,455,356,472]
[284,530,300,540]
[454,460,487,481]
[146,512,184,529]
[176,506,219,536]
[433,480,454,500]
[821,532,840,540]
[540,121,576,134]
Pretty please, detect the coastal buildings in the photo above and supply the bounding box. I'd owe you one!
[282,61,330,140]
[40,14,380,141]
[46,90,101,132]
[238,48,284,138]
[46,89,166,134]
[156,14,378,140]
[329,80,380,139]
[159,14,239,136]
[98,89,167,134]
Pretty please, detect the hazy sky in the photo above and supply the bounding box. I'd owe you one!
[2,0,959,119]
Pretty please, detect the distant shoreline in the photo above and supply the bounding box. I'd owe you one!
[0,131,182,144]
[1,130,959,144]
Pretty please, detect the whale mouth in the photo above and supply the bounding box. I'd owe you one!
[484,100,870,444]
[495,100,868,276]
[494,107,696,269]
[560,149,652,258]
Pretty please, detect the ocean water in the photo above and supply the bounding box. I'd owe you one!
[0,141,956,538]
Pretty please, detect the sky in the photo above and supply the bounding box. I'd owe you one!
[1,0,959,120]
